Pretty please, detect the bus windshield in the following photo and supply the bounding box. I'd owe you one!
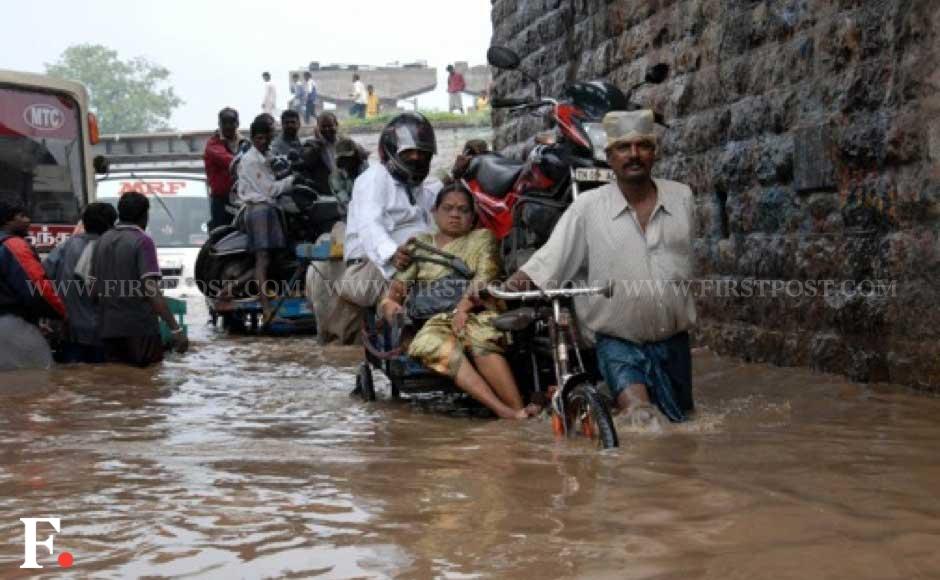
[0,86,85,224]
[97,177,210,248]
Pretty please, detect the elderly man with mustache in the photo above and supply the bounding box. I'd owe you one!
[503,110,697,427]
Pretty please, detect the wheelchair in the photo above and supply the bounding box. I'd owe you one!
[354,282,620,449]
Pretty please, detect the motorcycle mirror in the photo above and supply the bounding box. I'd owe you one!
[487,46,521,70]
[92,155,110,175]
[645,63,670,84]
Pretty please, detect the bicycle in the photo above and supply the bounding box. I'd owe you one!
[488,283,619,449]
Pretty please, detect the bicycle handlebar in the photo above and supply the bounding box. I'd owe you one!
[487,282,614,302]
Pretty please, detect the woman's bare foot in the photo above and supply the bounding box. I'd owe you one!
[508,403,541,420]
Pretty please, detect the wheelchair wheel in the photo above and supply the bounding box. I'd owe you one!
[356,362,376,402]
[567,382,618,449]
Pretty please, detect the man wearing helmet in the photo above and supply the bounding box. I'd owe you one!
[341,112,442,310]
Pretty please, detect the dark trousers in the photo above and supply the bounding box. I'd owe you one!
[350,103,366,118]
[304,100,316,124]
[103,335,165,367]
[209,196,232,231]
[55,342,106,364]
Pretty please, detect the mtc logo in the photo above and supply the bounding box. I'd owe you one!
[23,104,65,131]
[19,518,73,569]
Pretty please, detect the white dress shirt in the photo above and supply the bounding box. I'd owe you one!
[236,147,295,204]
[344,163,442,279]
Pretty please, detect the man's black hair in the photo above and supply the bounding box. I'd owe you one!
[0,199,27,227]
[117,192,149,224]
[251,118,273,138]
[281,109,300,123]
[304,71,311,79]
[262,71,271,79]
[218,107,239,123]
[82,202,118,235]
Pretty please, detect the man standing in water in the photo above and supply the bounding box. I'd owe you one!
[504,110,696,425]
[0,200,66,370]
[93,192,188,366]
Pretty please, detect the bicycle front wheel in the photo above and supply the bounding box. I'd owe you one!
[566,383,619,449]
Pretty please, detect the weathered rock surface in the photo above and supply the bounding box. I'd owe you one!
[491,0,940,389]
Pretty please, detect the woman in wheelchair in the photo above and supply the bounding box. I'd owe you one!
[379,184,538,420]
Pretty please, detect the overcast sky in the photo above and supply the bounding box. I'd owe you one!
[1,0,494,131]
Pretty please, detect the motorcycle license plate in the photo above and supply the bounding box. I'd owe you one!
[573,167,615,182]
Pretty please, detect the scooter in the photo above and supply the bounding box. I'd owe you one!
[463,45,669,273]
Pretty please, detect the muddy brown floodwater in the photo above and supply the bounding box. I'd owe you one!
[1,298,939,579]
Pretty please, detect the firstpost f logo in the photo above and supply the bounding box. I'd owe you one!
[19,518,73,569]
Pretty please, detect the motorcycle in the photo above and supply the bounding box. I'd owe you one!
[463,45,669,273]
[194,147,344,303]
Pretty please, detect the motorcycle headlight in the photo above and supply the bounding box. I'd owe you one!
[583,123,609,163]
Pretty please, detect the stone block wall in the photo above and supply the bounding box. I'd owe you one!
[490,0,940,389]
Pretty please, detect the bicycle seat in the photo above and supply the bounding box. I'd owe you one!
[493,307,537,332]
[466,154,525,198]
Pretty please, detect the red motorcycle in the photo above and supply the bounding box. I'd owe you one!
[463,46,668,273]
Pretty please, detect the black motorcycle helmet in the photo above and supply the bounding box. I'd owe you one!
[379,112,437,187]
[562,81,629,120]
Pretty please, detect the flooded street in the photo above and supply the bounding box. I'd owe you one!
[1,299,939,579]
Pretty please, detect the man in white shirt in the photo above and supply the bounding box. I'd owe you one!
[261,72,277,116]
[341,112,442,309]
[349,74,367,119]
[237,115,295,319]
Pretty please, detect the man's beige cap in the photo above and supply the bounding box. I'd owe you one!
[602,109,657,150]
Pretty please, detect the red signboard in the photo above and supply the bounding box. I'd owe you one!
[0,87,79,141]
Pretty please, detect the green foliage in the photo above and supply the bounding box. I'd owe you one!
[45,44,183,134]
[340,108,492,131]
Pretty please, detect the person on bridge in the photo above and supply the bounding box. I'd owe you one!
[271,109,303,158]
[304,71,318,125]
[204,107,243,230]
[366,84,380,118]
[237,116,297,322]
[502,110,697,427]
[350,74,367,119]
[290,73,307,118]
[446,65,466,114]
[0,200,66,371]
[261,72,277,116]
[91,192,188,367]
